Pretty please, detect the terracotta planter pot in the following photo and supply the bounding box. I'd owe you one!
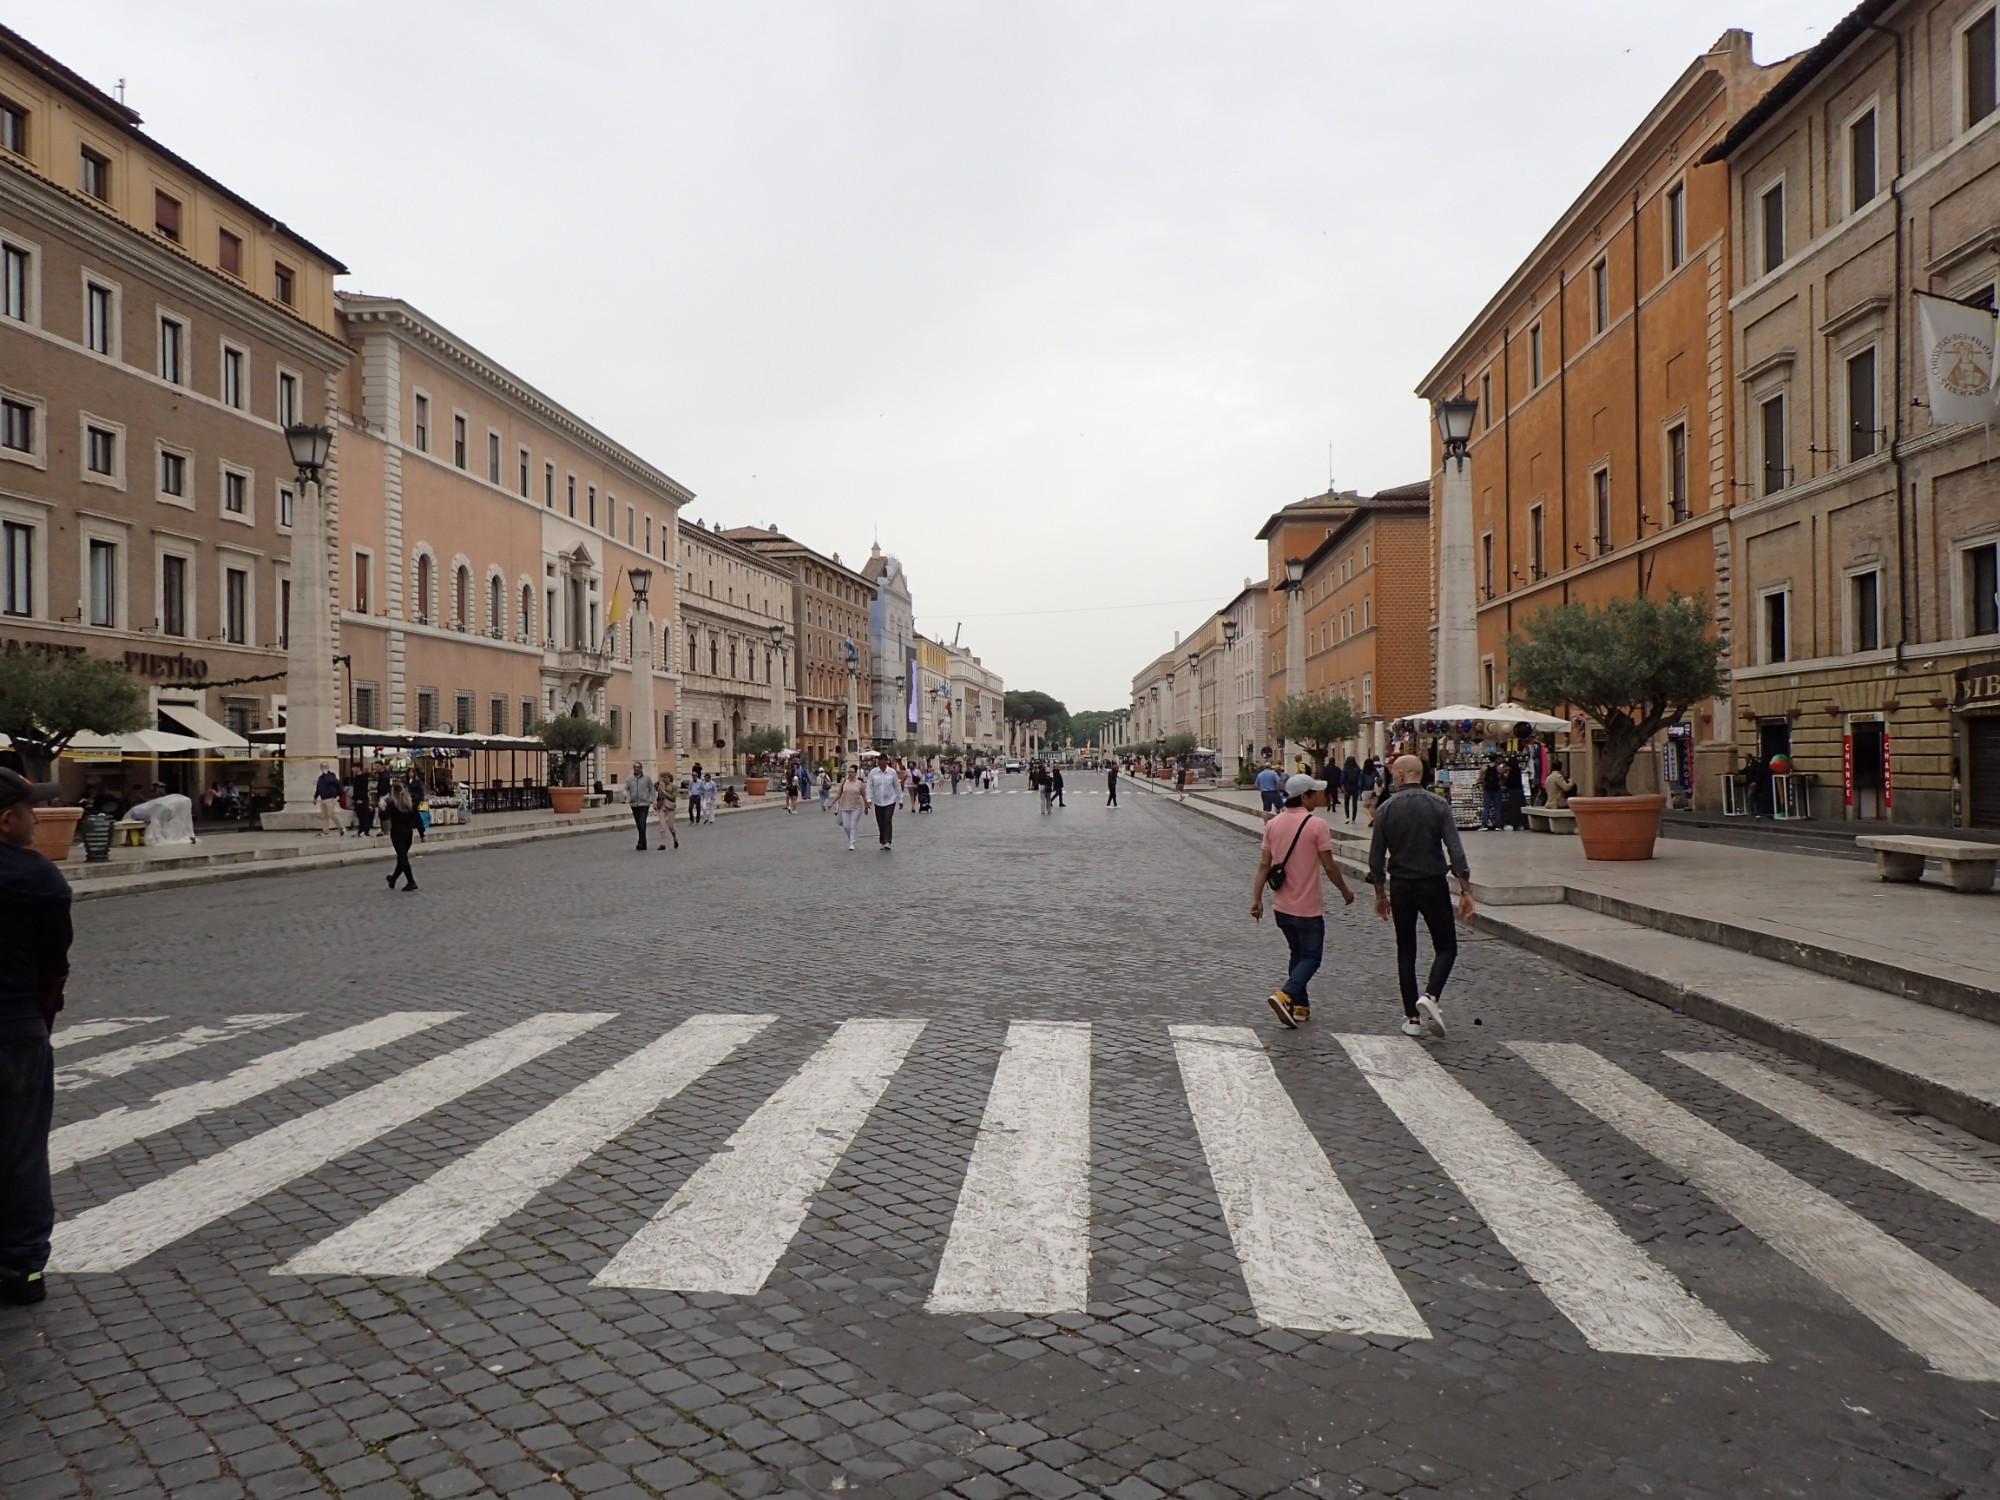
[30,805,82,861]
[1568,793,1666,861]
[744,776,768,797]
[548,785,586,815]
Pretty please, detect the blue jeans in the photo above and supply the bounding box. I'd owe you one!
[1273,911,1325,1005]
[1481,788,1503,829]
[0,1036,54,1274]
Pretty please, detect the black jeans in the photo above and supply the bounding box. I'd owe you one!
[0,1036,54,1274]
[354,799,375,836]
[1106,781,1118,806]
[631,805,650,848]
[1390,876,1458,1015]
[389,827,416,887]
[875,805,895,846]
[1273,911,1325,1005]
[1343,789,1358,820]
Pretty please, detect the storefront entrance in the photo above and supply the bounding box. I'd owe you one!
[1848,717,1888,821]
[1970,717,2000,830]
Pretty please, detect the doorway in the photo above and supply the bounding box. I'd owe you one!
[1850,717,1887,821]
[1969,717,2000,830]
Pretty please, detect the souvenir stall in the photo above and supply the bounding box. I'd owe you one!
[246,726,552,819]
[1387,704,1572,828]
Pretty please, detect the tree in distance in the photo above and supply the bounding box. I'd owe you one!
[0,651,148,779]
[1506,590,1727,796]
[531,713,617,787]
[1160,731,1198,759]
[736,727,788,772]
[1003,689,1070,747]
[1270,694,1361,778]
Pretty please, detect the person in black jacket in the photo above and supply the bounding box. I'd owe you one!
[1367,756,1474,1041]
[350,764,377,838]
[0,770,73,1306]
[380,778,423,891]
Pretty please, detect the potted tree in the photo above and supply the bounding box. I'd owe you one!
[738,728,787,795]
[0,652,147,859]
[1507,591,1727,861]
[532,713,616,814]
[1271,694,1361,780]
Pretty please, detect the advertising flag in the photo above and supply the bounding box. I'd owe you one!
[1916,291,2000,426]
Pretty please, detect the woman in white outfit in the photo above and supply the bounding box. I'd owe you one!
[832,765,868,851]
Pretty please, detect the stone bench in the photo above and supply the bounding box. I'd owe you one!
[1855,835,1998,894]
[1526,807,1577,834]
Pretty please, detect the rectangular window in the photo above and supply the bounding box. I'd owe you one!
[1851,569,1882,652]
[522,699,537,736]
[1760,183,1785,275]
[454,692,474,736]
[1480,531,1494,597]
[1,397,32,454]
[1480,371,1492,427]
[223,471,247,514]
[544,461,555,507]
[588,484,597,527]
[80,147,109,201]
[413,394,429,452]
[2,521,30,617]
[626,504,635,544]
[154,189,181,241]
[87,539,116,627]
[278,485,294,528]
[278,576,290,648]
[1968,9,1998,128]
[452,414,467,469]
[609,707,623,748]
[0,98,24,155]
[1968,541,1999,636]
[1849,109,1878,210]
[1528,323,1543,386]
[355,552,371,613]
[160,449,185,496]
[224,567,247,644]
[417,689,437,732]
[2,243,26,321]
[1763,590,1789,664]
[1666,422,1688,521]
[159,316,183,383]
[222,347,244,409]
[1528,504,1546,578]
[85,282,112,354]
[1592,468,1611,553]
[354,685,377,730]
[1666,183,1686,269]
[217,229,242,277]
[1591,257,1609,333]
[519,448,530,498]
[1760,394,1788,494]
[278,372,298,427]
[85,425,115,475]
[1847,347,1879,460]
[161,554,187,637]
[490,696,508,735]
[567,475,576,517]
[488,430,501,484]
[273,263,294,306]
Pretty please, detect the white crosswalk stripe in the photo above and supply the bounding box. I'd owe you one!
[929,1021,1091,1316]
[51,1011,461,1174]
[1670,1051,2000,1225]
[1339,1035,1758,1362]
[51,1018,163,1049]
[1514,1042,2000,1382]
[56,1014,300,1092]
[48,1013,610,1273]
[595,1018,926,1295]
[1171,1024,1428,1338]
[278,1014,773,1277]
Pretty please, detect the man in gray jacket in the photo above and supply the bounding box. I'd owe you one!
[624,763,656,851]
[1366,755,1474,1039]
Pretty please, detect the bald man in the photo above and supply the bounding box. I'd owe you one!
[1366,755,1473,1039]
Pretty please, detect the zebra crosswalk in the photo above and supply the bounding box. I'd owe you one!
[44,1010,2000,1381]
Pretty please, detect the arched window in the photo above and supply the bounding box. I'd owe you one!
[728,639,738,679]
[709,638,718,674]
[454,565,470,627]
[416,555,433,623]
[519,583,533,641]
[488,574,503,635]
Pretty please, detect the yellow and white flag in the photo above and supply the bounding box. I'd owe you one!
[606,569,625,626]
[1917,291,2000,427]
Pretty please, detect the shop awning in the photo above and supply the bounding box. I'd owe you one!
[158,703,252,752]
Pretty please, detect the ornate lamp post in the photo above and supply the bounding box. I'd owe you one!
[1279,555,1306,767]
[1221,616,1240,777]
[628,568,656,777]
[767,622,788,749]
[844,636,861,757]
[1434,395,1481,709]
[275,422,336,828]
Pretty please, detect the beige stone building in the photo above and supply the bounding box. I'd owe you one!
[943,641,1004,756]
[1711,0,2000,826]
[676,518,794,772]
[0,23,348,798]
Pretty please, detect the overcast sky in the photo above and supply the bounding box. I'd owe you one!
[28,1,1837,712]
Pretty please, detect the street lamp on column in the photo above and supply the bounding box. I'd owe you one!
[279,422,335,826]
[628,567,657,777]
[1187,649,1201,746]
[1221,617,1240,776]
[1280,556,1306,764]
[767,622,787,752]
[1434,395,1481,709]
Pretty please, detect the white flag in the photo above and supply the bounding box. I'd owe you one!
[1917,292,2000,426]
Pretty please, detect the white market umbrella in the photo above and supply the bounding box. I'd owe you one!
[1488,702,1571,732]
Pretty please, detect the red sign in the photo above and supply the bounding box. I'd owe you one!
[1842,732,1853,807]
[1883,726,1893,809]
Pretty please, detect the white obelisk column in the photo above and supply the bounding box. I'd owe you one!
[280,467,338,822]
[1435,456,1478,709]
[630,590,657,778]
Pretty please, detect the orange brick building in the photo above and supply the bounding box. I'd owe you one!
[1259,489,1359,732]
[1415,30,1793,804]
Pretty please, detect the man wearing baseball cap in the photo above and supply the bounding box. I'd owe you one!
[1249,771,1355,1028]
[0,769,73,1305]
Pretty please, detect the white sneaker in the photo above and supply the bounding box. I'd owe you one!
[1416,996,1447,1039]
[1400,1017,1423,1038]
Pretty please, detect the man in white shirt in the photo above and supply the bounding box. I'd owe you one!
[865,758,904,851]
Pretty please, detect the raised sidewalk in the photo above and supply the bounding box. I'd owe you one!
[1134,776,2000,1144]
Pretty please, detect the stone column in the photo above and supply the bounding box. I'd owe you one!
[769,636,786,742]
[273,466,338,828]
[630,595,657,778]
[1282,586,1304,767]
[1436,457,1479,708]
[845,666,860,756]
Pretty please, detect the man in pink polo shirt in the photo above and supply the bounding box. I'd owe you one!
[1249,773,1356,1027]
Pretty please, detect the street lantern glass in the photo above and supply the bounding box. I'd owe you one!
[284,422,332,476]
[769,623,784,646]
[628,567,652,603]
[1435,396,1479,449]
[1284,557,1305,587]
[1187,651,1200,668]
[1223,618,1240,645]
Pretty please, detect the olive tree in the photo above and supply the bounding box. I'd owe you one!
[1270,694,1361,777]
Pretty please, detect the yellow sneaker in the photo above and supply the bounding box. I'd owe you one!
[1266,993,1299,1030]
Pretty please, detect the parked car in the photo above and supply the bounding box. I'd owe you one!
[1003,759,1023,773]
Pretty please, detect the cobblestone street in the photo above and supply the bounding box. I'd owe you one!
[6,787,2000,1499]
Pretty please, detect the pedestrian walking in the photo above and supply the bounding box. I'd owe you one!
[818,768,834,811]
[950,765,961,795]
[785,761,800,814]
[380,777,423,891]
[0,771,71,1307]
[1106,763,1119,808]
[685,765,703,826]
[652,771,680,850]
[1255,762,1282,821]
[624,762,656,850]
[1175,761,1188,803]
[314,762,345,836]
[1036,764,1054,815]
[834,764,868,850]
[1501,753,1527,832]
[1249,773,1355,1029]
[1051,764,1065,808]
[1366,755,1474,1039]
[866,757,903,850]
[351,764,377,838]
[1341,756,1363,823]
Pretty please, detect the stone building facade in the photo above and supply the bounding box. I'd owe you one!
[944,642,1004,756]
[862,543,915,750]
[676,518,794,773]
